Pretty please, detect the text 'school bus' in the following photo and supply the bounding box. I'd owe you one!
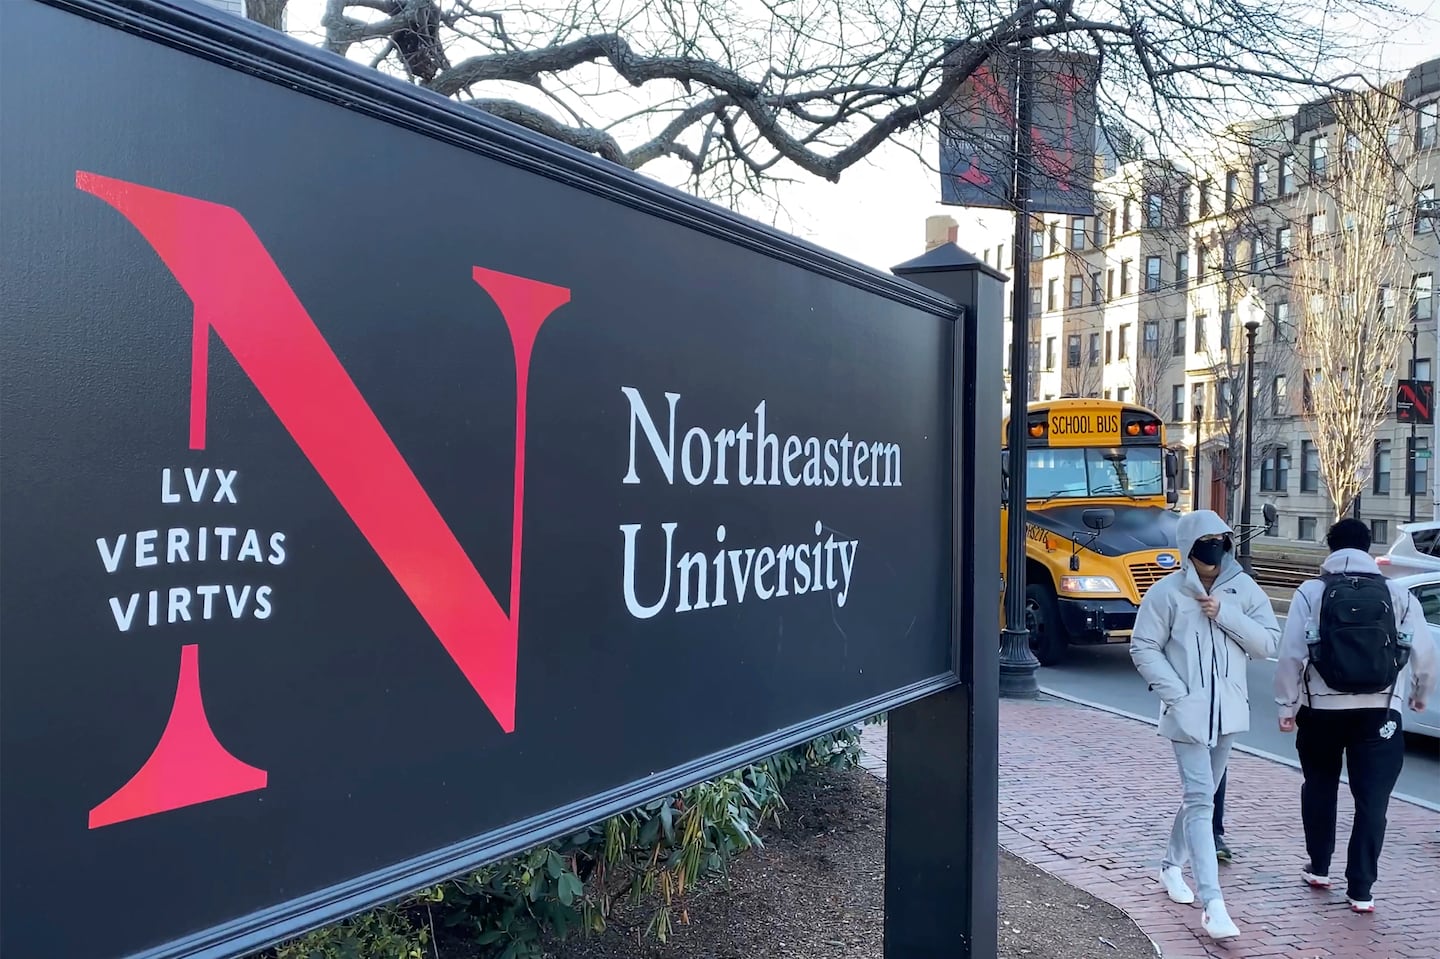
[1001,398,1181,664]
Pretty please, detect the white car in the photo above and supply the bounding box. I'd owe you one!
[1376,520,1440,578]
[1387,570,1440,739]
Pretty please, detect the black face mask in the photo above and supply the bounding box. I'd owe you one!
[1190,537,1227,567]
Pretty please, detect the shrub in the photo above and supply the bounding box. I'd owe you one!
[265,723,865,959]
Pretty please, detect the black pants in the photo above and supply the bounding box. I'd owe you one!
[1213,769,1226,836]
[1295,706,1406,900]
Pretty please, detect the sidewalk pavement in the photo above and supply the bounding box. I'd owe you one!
[858,698,1440,959]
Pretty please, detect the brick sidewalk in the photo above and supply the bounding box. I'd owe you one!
[858,699,1440,959]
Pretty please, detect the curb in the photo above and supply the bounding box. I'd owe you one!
[1037,686,1440,814]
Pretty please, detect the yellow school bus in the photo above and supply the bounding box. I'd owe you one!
[1002,398,1181,664]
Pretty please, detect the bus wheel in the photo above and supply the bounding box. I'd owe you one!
[1025,583,1067,666]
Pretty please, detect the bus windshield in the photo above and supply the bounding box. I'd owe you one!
[1026,446,1165,501]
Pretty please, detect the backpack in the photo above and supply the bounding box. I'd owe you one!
[1309,571,1410,694]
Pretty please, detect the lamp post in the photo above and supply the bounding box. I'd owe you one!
[1192,402,1203,509]
[1406,323,1419,523]
[998,20,1040,699]
[1239,317,1261,571]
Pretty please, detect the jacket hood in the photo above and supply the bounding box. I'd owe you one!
[1176,509,1235,570]
[1320,547,1381,575]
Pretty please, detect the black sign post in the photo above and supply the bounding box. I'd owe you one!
[889,245,1004,959]
[0,2,999,958]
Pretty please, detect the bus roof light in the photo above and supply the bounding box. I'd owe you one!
[1143,422,1158,435]
[1029,423,1046,438]
[1125,423,1140,435]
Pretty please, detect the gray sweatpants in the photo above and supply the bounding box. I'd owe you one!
[1161,734,1235,905]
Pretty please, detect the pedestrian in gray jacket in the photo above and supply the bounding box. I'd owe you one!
[1130,509,1280,942]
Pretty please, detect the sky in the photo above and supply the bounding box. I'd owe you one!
[278,0,1440,273]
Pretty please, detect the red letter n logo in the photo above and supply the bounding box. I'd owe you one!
[78,172,567,828]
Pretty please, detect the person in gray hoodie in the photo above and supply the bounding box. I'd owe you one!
[1130,509,1280,942]
[1274,518,1438,913]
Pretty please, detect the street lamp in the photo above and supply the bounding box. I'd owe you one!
[1192,402,1203,508]
[997,22,1040,700]
[1405,323,1419,523]
[1239,317,1261,572]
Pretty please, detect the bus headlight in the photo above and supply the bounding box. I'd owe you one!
[1060,575,1121,593]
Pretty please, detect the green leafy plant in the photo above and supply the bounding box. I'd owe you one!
[260,724,864,959]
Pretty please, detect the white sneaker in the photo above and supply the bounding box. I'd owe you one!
[1348,895,1375,913]
[1301,868,1332,889]
[1159,866,1195,904]
[1202,899,1240,940]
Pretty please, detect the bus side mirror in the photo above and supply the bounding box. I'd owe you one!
[1164,450,1179,505]
[1262,502,1278,532]
[1082,508,1115,531]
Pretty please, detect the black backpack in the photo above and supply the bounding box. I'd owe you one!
[1310,571,1410,694]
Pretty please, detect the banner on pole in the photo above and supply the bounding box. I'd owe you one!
[938,45,1100,216]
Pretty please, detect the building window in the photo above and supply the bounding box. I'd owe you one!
[1260,446,1290,492]
[1179,186,1192,223]
[1273,374,1288,415]
[1105,330,1113,364]
[1175,251,1189,288]
[1199,180,1211,217]
[1301,440,1320,492]
[1419,101,1438,150]
[1177,447,1190,489]
[1217,377,1233,419]
[1194,312,1207,353]
[1386,201,1401,235]
[1310,211,1328,240]
[1067,334,1082,368]
[997,243,1006,268]
[1123,198,1133,233]
[1146,193,1163,228]
[1173,317,1187,357]
[1120,259,1132,295]
[1372,519,1390,547]
[1091,271,1103,305]
[1418,185,1436,234]
[1274,299,1291,341]
[1299,516,1318,541]
[1118,323,1131,360]
[1253,162,1268,203]
[1410,437,1430,496]
[1117,386,1130,403]
[1047,278,1058,312]
[1195,243,1207,282]
[1071,217,1088,250]
[1250,234,1267,273]
[1374,440,1392,494]
[1191,382,1206,420]
[1030,286,1042,313]
[1088,333,1101,366]
[1412,357,1433,381]
[1069,275,1084,308]
[1143,319,1160,356]
[1310,135,1328,178]
[1279,154,1295,194]
[1045,336,1057,370]
[1172,384,1186,421]
[1225,171,1240,210]
[1303,369,1318,412]
[1031,227,1044,259]
[1416,273,1435,322]
[1145,255,1162,291]
[1049,221,1060,254]
[1380,286,1396,324]
[1223,240,1236,276]
[1220,308,1232,352]
[1106,209,1117,244]
[1276,225,1292,264]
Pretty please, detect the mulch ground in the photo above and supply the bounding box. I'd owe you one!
[540,764,1156,959]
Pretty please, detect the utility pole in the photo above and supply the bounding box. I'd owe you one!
[1192,402,1203,508]
[998,19,1041,699]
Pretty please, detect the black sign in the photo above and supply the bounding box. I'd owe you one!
[938,45,1100,215]
[0,2,968,958]
[1397,379,1434,424]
